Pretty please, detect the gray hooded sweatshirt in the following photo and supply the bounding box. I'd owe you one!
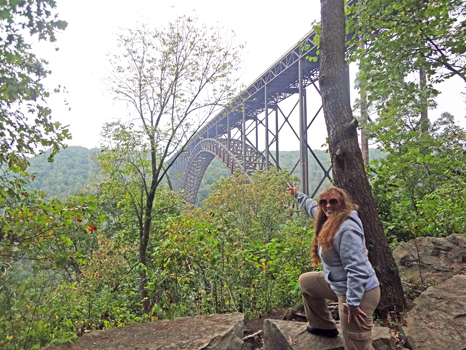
[295,192,379,309]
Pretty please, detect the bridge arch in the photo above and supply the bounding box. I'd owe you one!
[182,138,266,204]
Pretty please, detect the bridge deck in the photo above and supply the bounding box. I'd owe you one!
[197,28,320,141]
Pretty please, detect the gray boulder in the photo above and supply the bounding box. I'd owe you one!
[403,275,466,350]
[42,312,244,350]
[393,234,466,285]
[262,319,393,350]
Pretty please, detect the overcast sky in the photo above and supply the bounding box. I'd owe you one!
[36,0,466,151]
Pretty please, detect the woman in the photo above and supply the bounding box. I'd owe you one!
[287,183,380,350]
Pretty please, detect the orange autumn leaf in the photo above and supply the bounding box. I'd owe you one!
[87,225,97,232]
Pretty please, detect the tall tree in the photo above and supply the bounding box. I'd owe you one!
[0,0,70,198]
[104,16,242,314]
[0,0,74,284]
[367,111,466,243]
[318,0,404,317]
[348,0,466,84]
[347,0,466,132]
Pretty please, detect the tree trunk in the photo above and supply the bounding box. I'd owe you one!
[139,222,150,315]
[318,0,405,318]
[138,143,158,315]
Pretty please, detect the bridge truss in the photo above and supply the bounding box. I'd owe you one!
[168,6,359,205]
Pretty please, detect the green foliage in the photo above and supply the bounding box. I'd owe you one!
[0,193,99,271]
[148,213,312,319]
[0,193,102,349]
[0,0,70,198]
[204,169,297,242]
[347,0,466,84]
[97,121,186,238]
[347,0,466,128]
[147,168,314,318]
[367,112,466,247]
[0,232,143,349]
[26,146,100,199]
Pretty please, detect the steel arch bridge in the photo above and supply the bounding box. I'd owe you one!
[168,0,365,204]
[179,138,267,204]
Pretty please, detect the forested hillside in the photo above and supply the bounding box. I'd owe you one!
[26,146,385,203]
[26,146,100,199]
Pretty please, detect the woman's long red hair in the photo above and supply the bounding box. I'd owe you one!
[311,187,358,268]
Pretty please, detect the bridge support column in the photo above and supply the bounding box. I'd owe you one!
[299,59,309,195]
[275,106,279,170]
[227,114,232,172]
[265,85,269,170]
[242,106,246,174]
[255,118,258,150]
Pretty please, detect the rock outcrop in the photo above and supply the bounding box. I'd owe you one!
[42,312,244,350]
[393,234,466,285]
[403,275,466,350]
[262,319,393,350]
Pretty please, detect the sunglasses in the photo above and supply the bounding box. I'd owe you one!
[319,198,340,206]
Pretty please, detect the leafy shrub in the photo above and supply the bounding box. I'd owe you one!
[148,211,312,319]
[367,113,466,246]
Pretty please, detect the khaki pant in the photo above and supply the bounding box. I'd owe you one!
[299,271,380,350]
